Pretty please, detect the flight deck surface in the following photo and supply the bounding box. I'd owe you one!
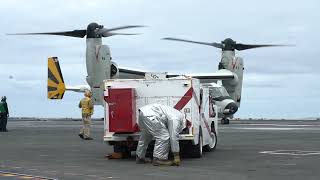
[0,119,319,180]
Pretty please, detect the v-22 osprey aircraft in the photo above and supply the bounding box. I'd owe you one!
[162,37,287,123]
[162,37,287,124]
[9,22,285,124]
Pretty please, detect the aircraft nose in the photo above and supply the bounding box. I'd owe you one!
[223,102,238,115]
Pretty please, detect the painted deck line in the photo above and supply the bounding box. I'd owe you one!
[0,171,57,180]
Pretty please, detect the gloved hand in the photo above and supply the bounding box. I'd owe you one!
[172,152,181,166]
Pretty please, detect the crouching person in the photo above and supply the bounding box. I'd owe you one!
[136,103,187,166]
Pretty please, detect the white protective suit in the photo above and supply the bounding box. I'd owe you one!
[136,103,186,160]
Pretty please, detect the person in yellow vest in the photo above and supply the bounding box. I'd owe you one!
[78,90,94,140]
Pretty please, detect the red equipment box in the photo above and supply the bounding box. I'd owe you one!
[104,88,137,133]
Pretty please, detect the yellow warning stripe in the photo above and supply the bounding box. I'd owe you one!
[0,171,55,180]
[1,173,16,176]
[19,176,34,179]
[47,57,66,99]
[48,78,58,88]
[48,57,63,83]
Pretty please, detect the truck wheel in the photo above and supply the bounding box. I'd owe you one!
[189,134,203,158]
[203,131,217,152]
[113,143,130,158]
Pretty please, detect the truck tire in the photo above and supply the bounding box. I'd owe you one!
[203,131,217,152]
[188,134,203,158]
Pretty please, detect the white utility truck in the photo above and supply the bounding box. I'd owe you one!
[103,76,218,158]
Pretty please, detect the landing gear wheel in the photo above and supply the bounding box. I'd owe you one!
[189,134,203,158]
[221,118,230,125]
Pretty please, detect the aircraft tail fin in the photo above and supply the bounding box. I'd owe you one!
[47,57,66,99]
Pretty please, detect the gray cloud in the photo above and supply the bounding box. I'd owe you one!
[0,0,319,118]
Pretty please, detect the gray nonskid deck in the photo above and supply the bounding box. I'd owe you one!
[0,119,319,180]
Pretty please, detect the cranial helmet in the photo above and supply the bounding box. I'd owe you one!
[1,96,6,101]
[84,90,92,97]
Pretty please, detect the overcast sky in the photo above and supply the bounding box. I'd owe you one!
[0,0,319,119]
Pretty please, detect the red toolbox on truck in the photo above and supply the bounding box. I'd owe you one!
[104,88,137,132]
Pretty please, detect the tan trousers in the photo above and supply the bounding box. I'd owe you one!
[79,114,91,138]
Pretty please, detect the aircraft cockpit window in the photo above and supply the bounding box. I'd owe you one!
[209,87,223,98]
[219,87,229,96]
[209,86,231,100]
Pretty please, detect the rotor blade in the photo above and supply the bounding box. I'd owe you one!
[108,32,141,36]
[162,37,223,48]
[101,32,141,37]
[7,30,87,38]
[235,43,291,51]
[105,25,146,32]
[95,27,142,37]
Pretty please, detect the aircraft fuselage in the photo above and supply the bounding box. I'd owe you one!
[85,38,111,105]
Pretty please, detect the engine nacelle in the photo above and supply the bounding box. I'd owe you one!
[215,98,238,117]
[222,72,239,87]
[220,54,244,107]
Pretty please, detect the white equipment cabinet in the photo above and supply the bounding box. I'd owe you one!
[103,76,218,157]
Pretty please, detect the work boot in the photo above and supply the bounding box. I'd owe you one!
[78,134,84,139]
[153,158,173,166]
[136,156,152,164]
[84,137,93,140]
[172,152,181,166]
[106,152,123,159]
